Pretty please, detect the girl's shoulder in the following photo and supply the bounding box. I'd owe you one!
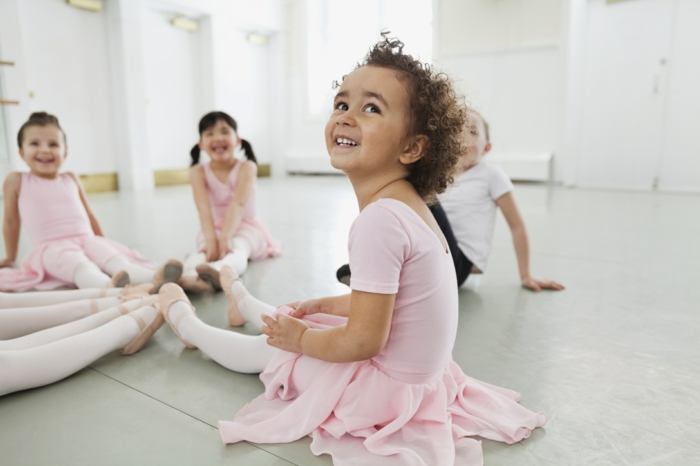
[236,159,257,179]
[3,172,22,194]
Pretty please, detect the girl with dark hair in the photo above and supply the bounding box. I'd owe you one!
[157,36,545,465]
[180,111,280,293]
[0,112,182,291]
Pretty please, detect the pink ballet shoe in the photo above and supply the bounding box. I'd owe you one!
[220,266,246,327]
[179,276,214,294]
[195,263,222,291]
[152,259,184,293]
[121,304,165,355]
[158,283,197,349]
[118,283,155,302]
[110,270,130,288]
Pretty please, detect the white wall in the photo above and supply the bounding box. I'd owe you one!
[13,0,117,175]
[434,0,567,181]
[658,0,700,191]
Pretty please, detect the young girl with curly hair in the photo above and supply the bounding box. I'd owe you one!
[158,36,545,465]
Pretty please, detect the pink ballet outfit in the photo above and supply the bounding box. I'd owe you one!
[218,199,546,465]
[0,173,154,292]
[196,161,280,260]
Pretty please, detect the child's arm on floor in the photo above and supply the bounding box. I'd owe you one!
[218,161,256,259]
[69,172,104,236]
[1,173,21,267]
[496,192,564,291]
[190,165,219,261]
[286,294,352,318]
[262,290,394,363]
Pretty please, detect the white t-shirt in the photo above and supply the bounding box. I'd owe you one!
[438,163,514,271]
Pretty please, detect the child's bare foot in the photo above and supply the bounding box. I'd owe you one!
[179,276,213,293]
[110,270,130,288]
[220,266,246,326]
[152,259,184,293]
[196,263,221,291]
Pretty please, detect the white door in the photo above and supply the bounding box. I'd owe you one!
[142,7,202,170]
[576,0,676,189]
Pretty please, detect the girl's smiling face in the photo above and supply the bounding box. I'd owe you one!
[325,65,416,176]
[19,125,66,179]
[199,119,241,163]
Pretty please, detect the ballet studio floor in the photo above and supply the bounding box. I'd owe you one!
[1,175,699,466]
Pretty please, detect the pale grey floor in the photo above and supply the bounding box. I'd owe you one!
[1,175,699,465]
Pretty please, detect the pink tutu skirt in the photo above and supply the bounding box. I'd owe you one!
[0,234,155,292]
[218,309,546,466]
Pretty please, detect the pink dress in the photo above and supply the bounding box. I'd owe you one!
[0,173,154,291]
[218,199,546,465]
[196,161,280,260]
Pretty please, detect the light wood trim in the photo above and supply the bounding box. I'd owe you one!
[66,0,102,12]
[0,61,15,66]
[154,163,271,187]
[80,173,119,194]
[0,100,19,105]
[154,169,190,187]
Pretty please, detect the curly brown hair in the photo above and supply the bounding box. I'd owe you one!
[343,33,467,200]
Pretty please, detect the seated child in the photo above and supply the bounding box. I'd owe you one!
[439,110,564,291]
[0,112,182,291]
[179,111,280,293]
[157,35,546,465]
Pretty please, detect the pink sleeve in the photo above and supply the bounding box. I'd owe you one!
[348,203,410,294]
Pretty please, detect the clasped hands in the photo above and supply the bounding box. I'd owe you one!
[261,299,327,354]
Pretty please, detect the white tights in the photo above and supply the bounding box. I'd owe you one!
[182,237,252,279]
[0,288,121,309]
[73,255,155,289]
[169,301,276,374]
[0,296,123,340]
[0,305,158,397]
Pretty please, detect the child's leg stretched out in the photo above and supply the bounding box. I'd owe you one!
[160,284,276,373]
[0,296,123,340]
[0,298,149,351]
[0,304,161,397]
[0,288,122,309]
[221,266,274,330]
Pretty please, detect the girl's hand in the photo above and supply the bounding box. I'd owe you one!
[218,238,233,260]
[204,239,219,262]
[261,313,309,354]
[0,258,14,268]
[522,275,565,292]
[284,299,328,319]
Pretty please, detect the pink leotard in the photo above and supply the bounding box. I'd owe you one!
[218,199,545,465]
[0,173,153,291]
[196,161,280,260]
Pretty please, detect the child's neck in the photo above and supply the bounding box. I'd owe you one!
[29,169,59,180]
[210,157,237,171]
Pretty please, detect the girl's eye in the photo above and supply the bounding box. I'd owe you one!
[364,104,380,114]
[335,102,348,111]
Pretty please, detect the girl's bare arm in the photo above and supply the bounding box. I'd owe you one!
[69,173,104,236]
[262,290,395,363]
[189,165,219,261]
[218,161,256,258]
[1,173,22,267]
[496,192,563,291]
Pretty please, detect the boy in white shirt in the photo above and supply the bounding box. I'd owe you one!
[439,111,563,291]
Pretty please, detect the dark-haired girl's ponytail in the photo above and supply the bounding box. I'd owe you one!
[190,144,201,166]
[240,139,257,164]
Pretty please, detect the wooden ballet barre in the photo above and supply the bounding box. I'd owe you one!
[0,60,15,66]
[0,100,20,105]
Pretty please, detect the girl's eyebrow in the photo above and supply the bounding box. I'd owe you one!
[334,90,389,108]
